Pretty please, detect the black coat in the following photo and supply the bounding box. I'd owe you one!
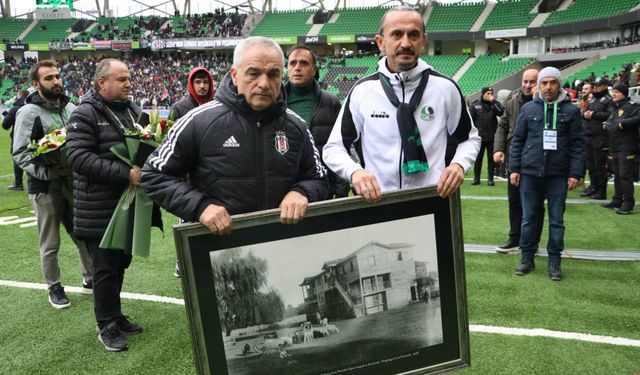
[605,98,640,153]
[469,98,504,141]
[2,97,26,138]
[581,91,611,149]
[140,75,329,222]
[66,90,143,239]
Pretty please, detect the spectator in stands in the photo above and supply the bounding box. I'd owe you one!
[11,60,93,308]
[2,88,29,190]
[602,83,640,214]
[582,78,611,200]
[285,44,349,199]
[141,36,327,232]
[323,6,480,203]
[469,86,504,186]
[493,68,545,253]
[67,58,147,352]
[169,67,215,121]
[509,67,584,281]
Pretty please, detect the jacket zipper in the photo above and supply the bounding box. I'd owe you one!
[398,76,405,189]
[256,121,266,210]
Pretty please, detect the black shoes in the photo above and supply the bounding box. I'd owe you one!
[117,316,143,335]
[82,280,93,294]
[98,321,128,352]
[580,186,593,197]
[7,184,24,191]
[48,283,70,309]
[487,180,495,186]
[548,263,562,281]
[471,179,480,185]
[616,205,634,215]
[601,201,622,209]
[515,258,535,276]
[590,193,606,200]
[496,239,519,253]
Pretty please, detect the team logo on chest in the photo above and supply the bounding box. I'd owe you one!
[420,106,435,121]
[275,131,289,155]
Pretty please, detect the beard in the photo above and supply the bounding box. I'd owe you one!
[40,85,63,101]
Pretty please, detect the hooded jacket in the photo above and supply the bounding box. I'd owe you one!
[66,90,143,239]
[323,57,480,192]
[169,67,215,120]
[509,90,584,179]
[141,74,328,222]
[11,91,76,194]
[605,98,640,153]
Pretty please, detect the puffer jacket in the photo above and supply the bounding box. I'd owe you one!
[140,74,328,222]
[66,90,143,239]
[509,91,584,179]
[469,98,504,141]
[605,98,640,153]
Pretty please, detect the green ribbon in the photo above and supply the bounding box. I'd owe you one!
[543,100,558,130]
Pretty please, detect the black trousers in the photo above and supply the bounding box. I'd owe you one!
[9,137,23,187]
[508,180,545,243]
[474,140,494,181]
[610,151,636,207]
[584,140,608,196]
[85,239,132,326]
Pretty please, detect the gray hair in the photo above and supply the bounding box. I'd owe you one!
[233,36,285,68]
[379,6,425,35]
[93,58,121,92]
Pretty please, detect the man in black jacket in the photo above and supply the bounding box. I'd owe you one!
[141,37,328,235]
[469,86,504,186]
[2,89,29,190]
[602,83,640,214]
[581,77,611,200]
[169,66,215,120]
[285,44,348,198]
[67,58,146,352]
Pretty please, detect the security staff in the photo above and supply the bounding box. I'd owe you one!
[581,78,611,200]
[469,86,504,186]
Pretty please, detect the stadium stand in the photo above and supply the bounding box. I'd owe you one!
[319,6,389,35]
[92,16,148,41]
[480,0,538,30]
[22,19,75,43]
[426,2,485,33]
[457,55,534,96]
[250,10,315,36]
[423,55,469,77]
[0,18,31,43]
[543,0,640,26]
[162,11,245,38]
[564,52,640,85]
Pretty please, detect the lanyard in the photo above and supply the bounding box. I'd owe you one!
[105,106,135,132]
[543,101,558,130]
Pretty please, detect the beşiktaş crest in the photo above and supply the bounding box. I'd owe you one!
[274,131,289,155]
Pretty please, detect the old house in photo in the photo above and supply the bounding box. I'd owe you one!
[300,241,435,320]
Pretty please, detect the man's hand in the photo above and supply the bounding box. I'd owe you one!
[351,169,382,203]
[437,163,464,198]
[279,191,309,225]
[129,166,141,186]
[567,177,580,190]
[583,110,593,119]
[199,204,233,235]
[510,172,520,187]
[493,151,505,164]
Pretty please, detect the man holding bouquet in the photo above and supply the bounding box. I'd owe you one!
[12,60,93,309]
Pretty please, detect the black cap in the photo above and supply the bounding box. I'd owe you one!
[612,83,629,98]
[481,86,494,95]
[592,77,607,86]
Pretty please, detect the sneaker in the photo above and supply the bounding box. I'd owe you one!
[98,321,128,352]
[117,316,143,335]
[48,283,71,309]
[471,179,480,185]
[515,258,535,276]
[580,186,593,197]
[616,206,634,215]
[82,280,93,294]
[601,201,622,209]
[590,193,606,200]
[7,184,24,191]
[496,239,519,253]
[487,180,495,186]
[548,263,562,281]
[173,262,181,278]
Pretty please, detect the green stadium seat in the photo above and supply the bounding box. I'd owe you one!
[481,0,538,30]
[251,10,315,36]
[426,2,485,33]
[22,19,75,43]
[543,0,640,26]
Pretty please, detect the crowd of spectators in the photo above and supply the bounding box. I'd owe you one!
[156,9,246,39]
[549,36,640,54]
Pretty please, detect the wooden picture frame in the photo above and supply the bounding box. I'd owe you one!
[174,186,470,375]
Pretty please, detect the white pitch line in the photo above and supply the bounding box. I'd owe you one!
[3,279,639,348]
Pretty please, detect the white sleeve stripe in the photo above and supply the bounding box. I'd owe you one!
[286,108,307,124]
[149,101,222,170]
[304,126,327,178]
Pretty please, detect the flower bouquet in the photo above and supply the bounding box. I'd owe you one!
[100,116,173,257]
[28,127,68,166]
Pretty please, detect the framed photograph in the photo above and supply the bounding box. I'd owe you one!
[174,186,470,375]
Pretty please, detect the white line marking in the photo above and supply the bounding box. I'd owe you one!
[2,279,638,347]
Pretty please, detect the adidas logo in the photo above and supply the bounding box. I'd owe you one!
[223,136,240,148]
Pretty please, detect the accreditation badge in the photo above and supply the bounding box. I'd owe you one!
[543,130,557,150]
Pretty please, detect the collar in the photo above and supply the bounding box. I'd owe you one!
[377,56,431,85]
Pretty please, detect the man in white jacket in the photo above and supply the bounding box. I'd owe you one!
[323,6,480,202]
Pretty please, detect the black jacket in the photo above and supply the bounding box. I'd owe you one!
[169,66,214,120]
[581,91,611,149]
[605,98,640,153]
[2,97,25,138]
[141,75,329,222]
[509,92,584,179]
[469,98,504,141]
[66,90,143,239]
[284,80,341,157]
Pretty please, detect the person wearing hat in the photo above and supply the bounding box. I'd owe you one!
[602,83,640,214]
[582,77,612,200]
[509,66,584,281]
[469,86,504,186]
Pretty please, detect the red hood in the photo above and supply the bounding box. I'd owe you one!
[187,66,215,105]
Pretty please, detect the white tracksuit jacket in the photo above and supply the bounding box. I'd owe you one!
[323,57,480,192]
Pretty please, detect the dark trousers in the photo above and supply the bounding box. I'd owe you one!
[585,141,608,196]
[85,239,132,326]
[474,140,495,181]
[519,175,568,263]
[508,180,545,243]
[610,151,636,208]
[9,137,23,187]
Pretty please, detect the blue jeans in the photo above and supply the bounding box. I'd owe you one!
[519,175,568,263]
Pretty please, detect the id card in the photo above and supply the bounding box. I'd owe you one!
[543,130,557,150]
